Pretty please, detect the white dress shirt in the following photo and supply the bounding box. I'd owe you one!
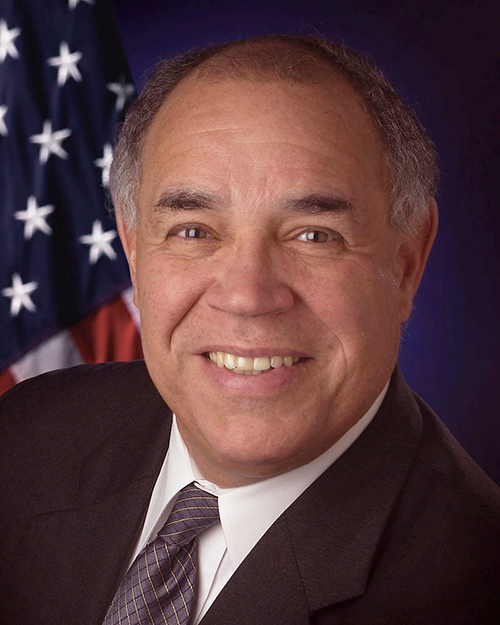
[130,383,388,623]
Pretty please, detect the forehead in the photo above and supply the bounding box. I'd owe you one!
[139,71,387,211]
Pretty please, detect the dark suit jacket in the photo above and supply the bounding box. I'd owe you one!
[0,361,499,624]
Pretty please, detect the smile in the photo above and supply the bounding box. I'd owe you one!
[206,351,300,375]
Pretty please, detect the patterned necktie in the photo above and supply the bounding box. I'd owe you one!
[104,484,219,625]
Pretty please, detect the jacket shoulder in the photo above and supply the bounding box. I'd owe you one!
[0,360,163,463]
[410,391,500,509]
[0,360,156,431]
[0,362,167,520]
[361,393,500,623]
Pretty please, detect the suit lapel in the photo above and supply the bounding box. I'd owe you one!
[80,394,174,621]
[17,364,173,623]
[200,514,310,624]
[288,367,423,613]
[202,367,423,621]
[23,479,161,623]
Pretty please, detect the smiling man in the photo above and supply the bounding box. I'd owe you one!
[1,35,499,624]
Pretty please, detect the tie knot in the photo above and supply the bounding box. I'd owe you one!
[158,483,219,546]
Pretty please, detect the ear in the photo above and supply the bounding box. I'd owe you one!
[116,212,139,308]
[396,198,438,323]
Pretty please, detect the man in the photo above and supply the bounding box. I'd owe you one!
[1,35,499,624]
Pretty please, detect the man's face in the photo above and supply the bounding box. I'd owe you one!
[119,71,434,486]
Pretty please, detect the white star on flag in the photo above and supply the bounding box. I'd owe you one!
[2,273,38,317]
[68,0,95,9]
[14,196,55,240]
[30,120,72,164]
[79,220,118,264]
[94,143,113,187]
[0,105,7,136]
[48,41,83,86]
[107,76,134,112]
[0,20,21,64]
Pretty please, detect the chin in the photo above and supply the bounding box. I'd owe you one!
[206,421,310,469]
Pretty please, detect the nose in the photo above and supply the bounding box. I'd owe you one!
[205,242,295,317]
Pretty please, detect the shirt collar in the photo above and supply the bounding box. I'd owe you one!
[168,381,389,570]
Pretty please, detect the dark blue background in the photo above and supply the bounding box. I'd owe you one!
[113,0,499,482]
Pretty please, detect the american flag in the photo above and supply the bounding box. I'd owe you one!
[0,0,142,394]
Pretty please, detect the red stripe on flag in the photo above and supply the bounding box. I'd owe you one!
[71,295,143,363]
[0,369,17,396]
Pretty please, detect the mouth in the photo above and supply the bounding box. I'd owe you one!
[203,351,301,375]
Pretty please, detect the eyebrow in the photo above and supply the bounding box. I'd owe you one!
[285,194,354,214]
[154,189,222,212]
[153,189,354,215]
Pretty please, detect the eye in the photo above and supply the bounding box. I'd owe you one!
[170,225,212,239]
[296,229,334,243]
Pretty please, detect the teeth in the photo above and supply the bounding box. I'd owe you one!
[270,356,283,368]
[208,352,300,374]
[237,356,253,371]
[224,353,237,369]
[254,356,270,371]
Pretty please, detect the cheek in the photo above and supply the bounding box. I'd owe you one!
[135,256,209,341]
[301,259,400,344]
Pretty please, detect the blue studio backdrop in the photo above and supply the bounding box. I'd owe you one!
[113,0,499,483]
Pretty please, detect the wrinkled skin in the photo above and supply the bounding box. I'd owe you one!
[117,72,437,487]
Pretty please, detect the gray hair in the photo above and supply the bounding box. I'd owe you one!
[110,34,439,234]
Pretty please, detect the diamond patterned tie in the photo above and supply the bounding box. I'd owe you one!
[103,484,219,625]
